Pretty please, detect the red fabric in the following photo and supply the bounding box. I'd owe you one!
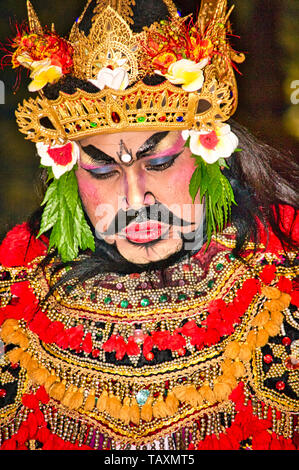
[0,222,48,267]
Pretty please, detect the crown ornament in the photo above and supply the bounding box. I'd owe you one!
[11,0,244,146]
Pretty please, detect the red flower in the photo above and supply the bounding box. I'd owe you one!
[0,222,47,267]
[260,264,277,284]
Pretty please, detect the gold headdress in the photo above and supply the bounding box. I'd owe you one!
[15,0,244,146]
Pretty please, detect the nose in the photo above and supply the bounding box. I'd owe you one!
[123,171,155,210]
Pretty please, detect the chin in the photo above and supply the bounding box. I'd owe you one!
[116,239,183,265]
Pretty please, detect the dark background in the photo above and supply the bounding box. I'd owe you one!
[0,0,298,239]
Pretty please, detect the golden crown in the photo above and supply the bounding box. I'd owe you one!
[14,0,244,146]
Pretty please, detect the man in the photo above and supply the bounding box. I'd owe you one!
[0,0,298,451]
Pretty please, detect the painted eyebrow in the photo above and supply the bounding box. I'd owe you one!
[80,131,170,164]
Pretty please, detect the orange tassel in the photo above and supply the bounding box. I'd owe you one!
[232,360,246,378]
[0,319,19,341]
[19,351,32,368]
[129,398,140,425]
[7,347,23,364]
[256,328,269,347]
[251,310,270,327]
[199,383,216,404]
[270,310,284,326]
[49,379,66,401]
[172,385,188,402]
[44,372,58,393]
[184,385,203,408]
[107,394,122,419]
[68,387,84,410]
[246,330,257,349]
[238,344,251,362]
[61,385,76,408]
[119,397,131,425]
[6,330,27,348]
[153,395,170,419]
[278,292,291,308]
[97,390,108,413]
[264,321,281,337]
[141,397,153,422]
[223,341,240,359]
[261,286,281,299]
[27,357,39,373]
[29,367,50,386]
[84,390,96,412]
[165,391,179,415]
[221,358,234,374]
[213,382,231,402]
[220,374,237,390]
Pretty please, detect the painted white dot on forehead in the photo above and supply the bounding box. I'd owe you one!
[120,153,133,164]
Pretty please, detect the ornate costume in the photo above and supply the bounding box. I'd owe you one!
[0,0,298,451]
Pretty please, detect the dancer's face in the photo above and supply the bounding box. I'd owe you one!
[76,130,203,264]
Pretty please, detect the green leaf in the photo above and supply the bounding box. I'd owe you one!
[189,166,201,203]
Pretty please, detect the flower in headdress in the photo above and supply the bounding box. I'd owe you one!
[157,58,208,92]
[89,67,129,91]
[36,141,79,179]
[27,59,63,92]
[182,123,239,164]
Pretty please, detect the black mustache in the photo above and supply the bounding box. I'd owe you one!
[97,203,194,237]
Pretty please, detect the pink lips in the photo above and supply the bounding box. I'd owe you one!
[125,221,165,243]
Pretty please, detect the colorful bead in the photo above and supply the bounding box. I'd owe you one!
[90,122,98,128]
[158,116,166,122]
[216,263,224,271]
[145,352,154,361]
[275,381,285,391]
[0,389,6,398]
[159,294,168,303]
[137,116,146,123]
[176,116,184,122]
[136,389,150,406]
[263,354,273,364]
[104,296,112,305]
[282,337,291,346]
[178,294,187,301]
[140,298,150,307]
[120,299,129,308]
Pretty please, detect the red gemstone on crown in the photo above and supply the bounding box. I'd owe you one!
[282,337,291,346]
[111,112,121,123]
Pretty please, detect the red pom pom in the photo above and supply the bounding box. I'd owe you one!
[252,430,271,450]
[82,332,93,354]
[0,437,17,450]
[152,330,172,350]
[143,335,154,356]
[204,327,221,346]
[67,324,84,350]
[291,290,299,308]
[115,336,127,360]
[126,336,140,356]
[177,319,199,336]
[35,386,49,405]
[44,321,65,343]
[102,334,118,352]
[277,276,292,294]
[168,332,186,351]
[260,264,277,284]
[22,393,39,410]
[36,426,51,443]
[26,412,38,439]
[0,223,47,267]
[16,424,30,444]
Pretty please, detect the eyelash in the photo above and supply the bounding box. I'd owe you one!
[86,154,179,180]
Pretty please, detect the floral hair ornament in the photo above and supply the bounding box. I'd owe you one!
[35,142,95,263]
[1,0,245,262]
[183,123,239,248]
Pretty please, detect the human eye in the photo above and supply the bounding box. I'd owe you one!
[145,152,181,172]
[83,163,119,180]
